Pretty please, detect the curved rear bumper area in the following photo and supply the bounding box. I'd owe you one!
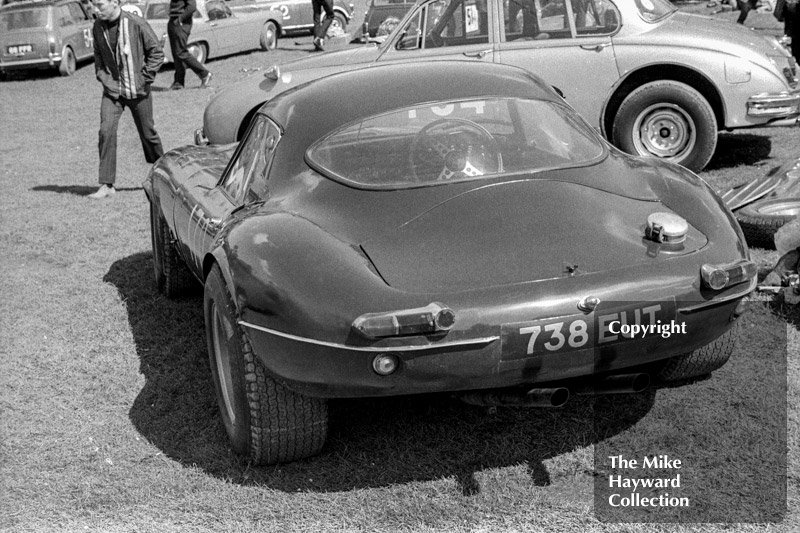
[240,296,747,399]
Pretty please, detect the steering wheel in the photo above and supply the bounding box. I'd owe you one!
[409,118,502,182]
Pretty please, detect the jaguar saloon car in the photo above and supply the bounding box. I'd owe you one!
[144,0,286,59]
[0,0,94,78]
[197,0,799,172]
[146,61,756,464]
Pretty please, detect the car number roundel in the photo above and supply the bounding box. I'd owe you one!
[500,299,677,360]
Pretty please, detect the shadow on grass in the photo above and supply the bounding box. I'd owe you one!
[32,184,143,196]
[704,132,772,171]
[106,252,655,495]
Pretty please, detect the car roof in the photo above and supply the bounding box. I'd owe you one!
[0,0,73,10]
[261,61,563,150]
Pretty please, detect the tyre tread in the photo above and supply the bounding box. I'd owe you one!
[657,325,736,382]
[230,288,327,465]
[735,198,800,249]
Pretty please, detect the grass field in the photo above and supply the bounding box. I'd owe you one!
[1,7,799,532]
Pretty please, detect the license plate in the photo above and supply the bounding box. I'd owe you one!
[8,45,32,54]
[501,299,677,360]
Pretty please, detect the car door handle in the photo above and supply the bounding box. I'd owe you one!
[463,49,492,59]
[580,42,611,52]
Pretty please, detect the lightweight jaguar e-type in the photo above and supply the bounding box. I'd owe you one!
[145,61,756,465]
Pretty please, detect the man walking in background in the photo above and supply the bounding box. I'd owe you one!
[90,0,164,199]
[168,0,212,89]
[311,0,334,50]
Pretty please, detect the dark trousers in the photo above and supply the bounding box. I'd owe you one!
[312,0,334,38]
[736,0,756,24]
[167,19,209,85]
[98,92,163,186]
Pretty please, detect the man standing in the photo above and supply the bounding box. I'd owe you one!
[90,0,164,199]
[311,0,334,51]
[168,0,212,89]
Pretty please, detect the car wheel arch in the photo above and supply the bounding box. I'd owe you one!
[188,41,209,64]
[602,64,725,140]
[332,6,350,21]
[205,250,239,311]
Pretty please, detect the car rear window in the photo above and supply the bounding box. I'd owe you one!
[307,97,605,189]
[1,8,48,30]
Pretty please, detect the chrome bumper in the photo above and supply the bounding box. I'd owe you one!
[0,54,60,70]
[747,91,800,118]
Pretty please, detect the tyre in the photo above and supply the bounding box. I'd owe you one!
[58,47,76,76]
[204,265,328,464]
[188,42,207,64]
[326,12,347,37]
[149,201,196,298]
[736,197,800,250]
[260,21,278,50]
[655,324,737,382]
[612,80,717,172]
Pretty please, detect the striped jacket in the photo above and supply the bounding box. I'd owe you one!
[93,11,164,99]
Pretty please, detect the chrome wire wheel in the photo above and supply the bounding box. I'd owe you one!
[211,301,237,426]
[632,103,696,160]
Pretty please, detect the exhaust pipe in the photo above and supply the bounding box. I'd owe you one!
[574,373,650,395]
[459,387,569,408]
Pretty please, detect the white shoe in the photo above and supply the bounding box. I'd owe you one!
[88,185,116,199]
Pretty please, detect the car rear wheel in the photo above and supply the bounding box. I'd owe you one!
[188,42,207,64]
[612,80,716,172]
[204,265,328,465]
[260,21,278,50]
[326,12,347,36]
[736,198,800,249]
[58,47,76,76]
[150,201,196,298]
[655,324,737,382]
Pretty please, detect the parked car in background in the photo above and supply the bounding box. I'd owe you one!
[148,61,756,465]
[362,0,413,40]
[226,0,353,36]
[0,0,94,78]
[198,0,799,172]
[144,0,287,61]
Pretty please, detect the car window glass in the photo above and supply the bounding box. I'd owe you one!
[502,0,571,41]
[396,0,489,50]
[222,116,270,202]
[206,2,230,20]
[145,3,170,19]
[67,2,88,21]
[246,119,281,203]
[0,8,48,30]
[570,0,618,35]
[395,8,423,49]
[57,5,74,26]
[307,97,604,189]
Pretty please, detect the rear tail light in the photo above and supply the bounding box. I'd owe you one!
[701,260,757,290]
[352,302,456,338]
